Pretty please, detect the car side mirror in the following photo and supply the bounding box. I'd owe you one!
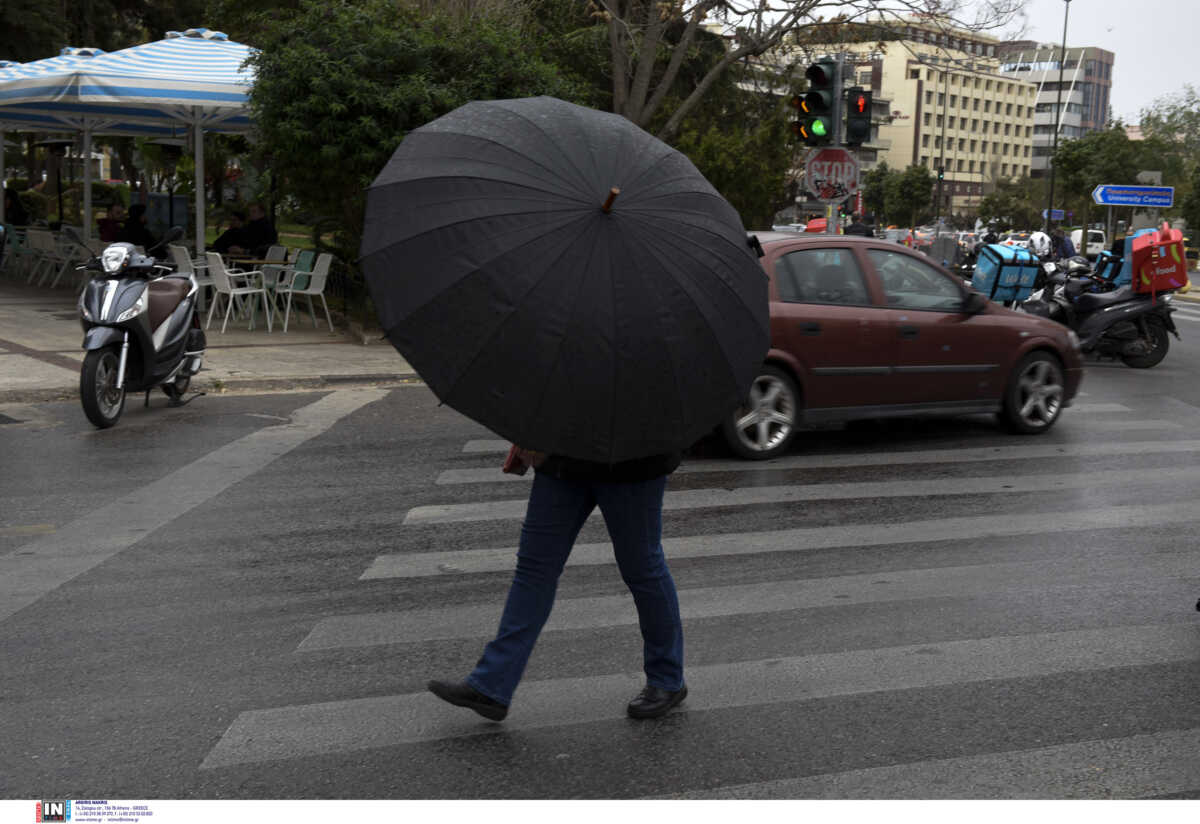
[962,291,989,315]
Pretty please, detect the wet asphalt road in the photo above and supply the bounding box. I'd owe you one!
[2,328,1200,800]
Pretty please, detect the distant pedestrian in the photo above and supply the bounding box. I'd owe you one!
[844,214,873,237]
[233,202,278,258]
[1029,230,1052,262]
[1053,228,1075,261]
[97,203,126,242]
[428,446,687,721]
[118,203,156,250]
[212,211,247,255]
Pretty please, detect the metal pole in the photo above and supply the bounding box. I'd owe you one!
[935,59,947,238]
[1045,0,1072,232]
[827,55,844,235]
[83,123,93,241]
[193,108,205,255]
[0,130,5,225]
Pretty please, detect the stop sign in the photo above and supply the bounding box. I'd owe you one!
[805,148,859,204]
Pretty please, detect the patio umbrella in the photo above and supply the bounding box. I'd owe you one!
[361,96,769,463]
[0,30,254,247]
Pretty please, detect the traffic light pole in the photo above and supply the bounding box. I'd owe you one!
[827,56,844,235]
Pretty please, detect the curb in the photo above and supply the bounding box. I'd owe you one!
[0,373,425,405]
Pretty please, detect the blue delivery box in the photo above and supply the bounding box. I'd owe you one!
[971,243,1041,303]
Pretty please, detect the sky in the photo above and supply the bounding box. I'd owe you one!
[1008,0,1199,123]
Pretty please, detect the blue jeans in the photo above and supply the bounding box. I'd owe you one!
[466,471,684,706]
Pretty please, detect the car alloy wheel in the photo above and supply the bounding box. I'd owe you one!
[722,365,799,460]
[1003,352,1063,434]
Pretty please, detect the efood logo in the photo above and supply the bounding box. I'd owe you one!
[35,801,71,822]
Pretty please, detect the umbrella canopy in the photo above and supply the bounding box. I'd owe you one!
[361,96,769,463]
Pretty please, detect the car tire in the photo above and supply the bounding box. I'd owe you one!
[722,365,801,460]
[1001,351,1064,434]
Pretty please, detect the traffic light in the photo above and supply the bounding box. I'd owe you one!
[794,59,838,146]
[937,167,945,181]
[845,88,872,146]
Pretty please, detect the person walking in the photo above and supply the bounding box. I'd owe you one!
[428,447,687,721]
[844,214,873,237]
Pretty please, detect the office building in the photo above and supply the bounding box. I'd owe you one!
[997,43,1115,175]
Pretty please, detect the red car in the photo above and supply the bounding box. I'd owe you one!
[723,233,1084,459]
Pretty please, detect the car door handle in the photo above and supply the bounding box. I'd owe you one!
[898,325,919,339]
[797,321,821,336]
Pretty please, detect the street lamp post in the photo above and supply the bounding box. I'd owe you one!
[1044,0,1071,232]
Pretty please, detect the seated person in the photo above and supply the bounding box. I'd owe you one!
[231,202,278,258]
[211,211,247,255]
[4,188,30,226]
[97,203,126,242]
[117,203,157,250]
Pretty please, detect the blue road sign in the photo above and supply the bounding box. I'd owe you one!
[1042,208,1065,220]
[1092,184,1174,207]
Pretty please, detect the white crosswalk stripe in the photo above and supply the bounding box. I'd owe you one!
[200,404,1200,794]
[405,464,1200,525]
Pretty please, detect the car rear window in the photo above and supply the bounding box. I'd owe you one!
[774,248,872,306]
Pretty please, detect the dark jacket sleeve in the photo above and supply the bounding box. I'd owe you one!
[537,452,682,482]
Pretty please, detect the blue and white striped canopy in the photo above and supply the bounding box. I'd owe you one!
[0,29,254,135]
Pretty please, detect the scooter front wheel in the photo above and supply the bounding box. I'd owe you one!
[80,347,126,428]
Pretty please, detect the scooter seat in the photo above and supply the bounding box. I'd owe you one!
[148,278,190,330]
[1074,285,1133,314]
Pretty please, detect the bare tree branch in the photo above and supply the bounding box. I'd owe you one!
[625,1,668,122]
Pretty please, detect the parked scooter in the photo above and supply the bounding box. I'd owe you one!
[1017,257,1180,368]
[66,227,207,428]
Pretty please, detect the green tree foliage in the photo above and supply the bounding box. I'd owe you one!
[1182,164,1200,237]
[1140,85,1200,166]
[885,165,933,228]
[1051,126,1141,227]
[245,0,583,261]
[861,161,893,224]
[977,177,1043,230]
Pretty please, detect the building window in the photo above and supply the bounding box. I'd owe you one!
[1006,103,1012,115]
[921,155,929,167]
[922,134,930,147]
[973,98,980,111]
[858,71,872,85]
[957,159,964,172]
[971,119,979,131]
[1004,123,1011,135]
[958,138,965,151]
[1002,163,1008,176]
[1024,145,1030,156]
[969,159,976,172]
[926,69,934,80]
[934,136,942,149]
[936,115,943,127]
[938,93,945,106]
[1016,105,1023,117]
[924,113,932,126]
[994,121,1001,133]
[925,90,933,105]
[984,100,991,112]
[949,95,957,108]
[980,140,987,153]
[985,80,992,91]
[1025,126,1031,137]
[910,68,920,80]
[1002,143,1009,155]
[970,140,977,152]
[974,78,981,88]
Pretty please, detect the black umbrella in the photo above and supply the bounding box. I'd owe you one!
[360,96,769,463]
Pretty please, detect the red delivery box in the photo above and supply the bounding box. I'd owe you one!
[1130,225,1188,294]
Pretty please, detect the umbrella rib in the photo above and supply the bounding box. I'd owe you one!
[630,208,764,282]
[415,214,597,419]
[402,128,596,198]
[369,155,591,203]
[487,104,600,197]
[361,205,587,260]
[622,218,753,394]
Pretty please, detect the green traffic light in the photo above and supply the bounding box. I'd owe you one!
[811,119,827,136]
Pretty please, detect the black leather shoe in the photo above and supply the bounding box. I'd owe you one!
[627,684,688,719]
[427,680,508,721]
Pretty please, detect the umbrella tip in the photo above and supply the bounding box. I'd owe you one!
[601,187,620,214]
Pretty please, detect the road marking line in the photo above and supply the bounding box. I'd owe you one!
[0,389,388,623]
[200,622,1197,769]
[462,439,510,453]
[655,728,1200,799]
[435,435,1197,486]
[318,553,1195,650]
[1068,403,1131,413]
[404,464,1200,525]
[368,498,1200,579]
[0,524,56,537]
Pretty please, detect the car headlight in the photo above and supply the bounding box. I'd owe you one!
[1066,330,1082,352]
[115,290,148,323]
[101,245,130,273]
[78,292,93,321]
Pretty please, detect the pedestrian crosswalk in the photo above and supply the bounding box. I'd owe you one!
[1169,301,1200,324]
[199,401,1200,797]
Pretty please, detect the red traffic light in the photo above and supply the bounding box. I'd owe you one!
[854,94,867,114]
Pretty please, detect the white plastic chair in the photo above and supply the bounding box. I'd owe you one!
[204,251,273,333]
[24,229,57,285]
[275,252,334,333]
